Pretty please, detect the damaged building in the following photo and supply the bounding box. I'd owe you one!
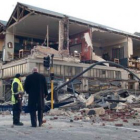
[0,2,140,101]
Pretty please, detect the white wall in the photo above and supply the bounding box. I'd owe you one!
[127,37,133,58]
[4,31,14,61]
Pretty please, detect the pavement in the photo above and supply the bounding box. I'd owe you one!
[0,114,140,140]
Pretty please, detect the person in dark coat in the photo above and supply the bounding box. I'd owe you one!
[24,67,48,127]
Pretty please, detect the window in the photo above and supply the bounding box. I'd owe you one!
[60,65,64,76]
[100,70,106,78]
[112,47,124,59]
[56,65,61,75]
[96,69,100,77]
[75,67,82,76]
[93,69,96,77]
[107,70,114,79]
[115,71,121,79]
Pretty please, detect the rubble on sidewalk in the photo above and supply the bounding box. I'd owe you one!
[1,85,140,126]
[46,87,140,125]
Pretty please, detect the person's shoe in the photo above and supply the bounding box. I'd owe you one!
[39,121,43,127]
[14,122,24,126]
[39,123,43,127]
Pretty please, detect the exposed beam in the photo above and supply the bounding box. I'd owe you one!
[12,16,17,22]
[7,12,33,30]
[17,7,20,20]
[18,8,25,21]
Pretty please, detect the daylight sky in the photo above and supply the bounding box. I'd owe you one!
[0,0,140,34]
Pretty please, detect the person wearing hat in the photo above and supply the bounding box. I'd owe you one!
[11,73,24,126]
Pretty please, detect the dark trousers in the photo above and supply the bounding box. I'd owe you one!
[30,109,43,127]
[12,98,22,124]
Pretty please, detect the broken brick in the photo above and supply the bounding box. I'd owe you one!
[123,119,128,123]
[115,124,123,127]
[133,123,140,126]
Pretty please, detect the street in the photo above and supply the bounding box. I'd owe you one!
[0,114,140,140]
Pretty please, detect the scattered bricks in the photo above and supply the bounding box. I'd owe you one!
[111,115,118,119]
[101,118,106,121]
[79,116,83,120]
[43,120,46,123]
[125,113,131,116]
[74,117,77,120]
[105,110,112,114]
[105,118,115,122]
[54,117,58,120]
[115,124,123,127]
[74,117,80,120]
[99,114,105,117]
[117,113,124,117]
[123,119,128,123]
[133,123,140,126]
[120,116,125,120]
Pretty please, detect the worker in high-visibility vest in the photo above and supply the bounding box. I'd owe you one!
[11,73,24,126]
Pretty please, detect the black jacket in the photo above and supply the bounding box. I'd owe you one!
[24,72,48,111]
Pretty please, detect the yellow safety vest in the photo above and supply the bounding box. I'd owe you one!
[11,78,24,104]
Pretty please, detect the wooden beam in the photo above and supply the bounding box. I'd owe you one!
[17,7,20,19]
[18,7,25,21]
[8,12,33,29]
[12,16,17,22]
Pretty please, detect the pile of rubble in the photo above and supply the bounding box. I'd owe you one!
[47,88,140,125]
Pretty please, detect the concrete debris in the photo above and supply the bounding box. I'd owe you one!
[45,87,140,125]
[31,46,80,63]
[93,107,105,116]
[86,95,94,106]
[1,84,140,127]
[133,108,140,113]
[126,95,137,103]
[49,109,68,116]
[115,102,127,110]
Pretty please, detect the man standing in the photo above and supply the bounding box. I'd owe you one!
[24,67,48,127]
[11,73,24,126]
